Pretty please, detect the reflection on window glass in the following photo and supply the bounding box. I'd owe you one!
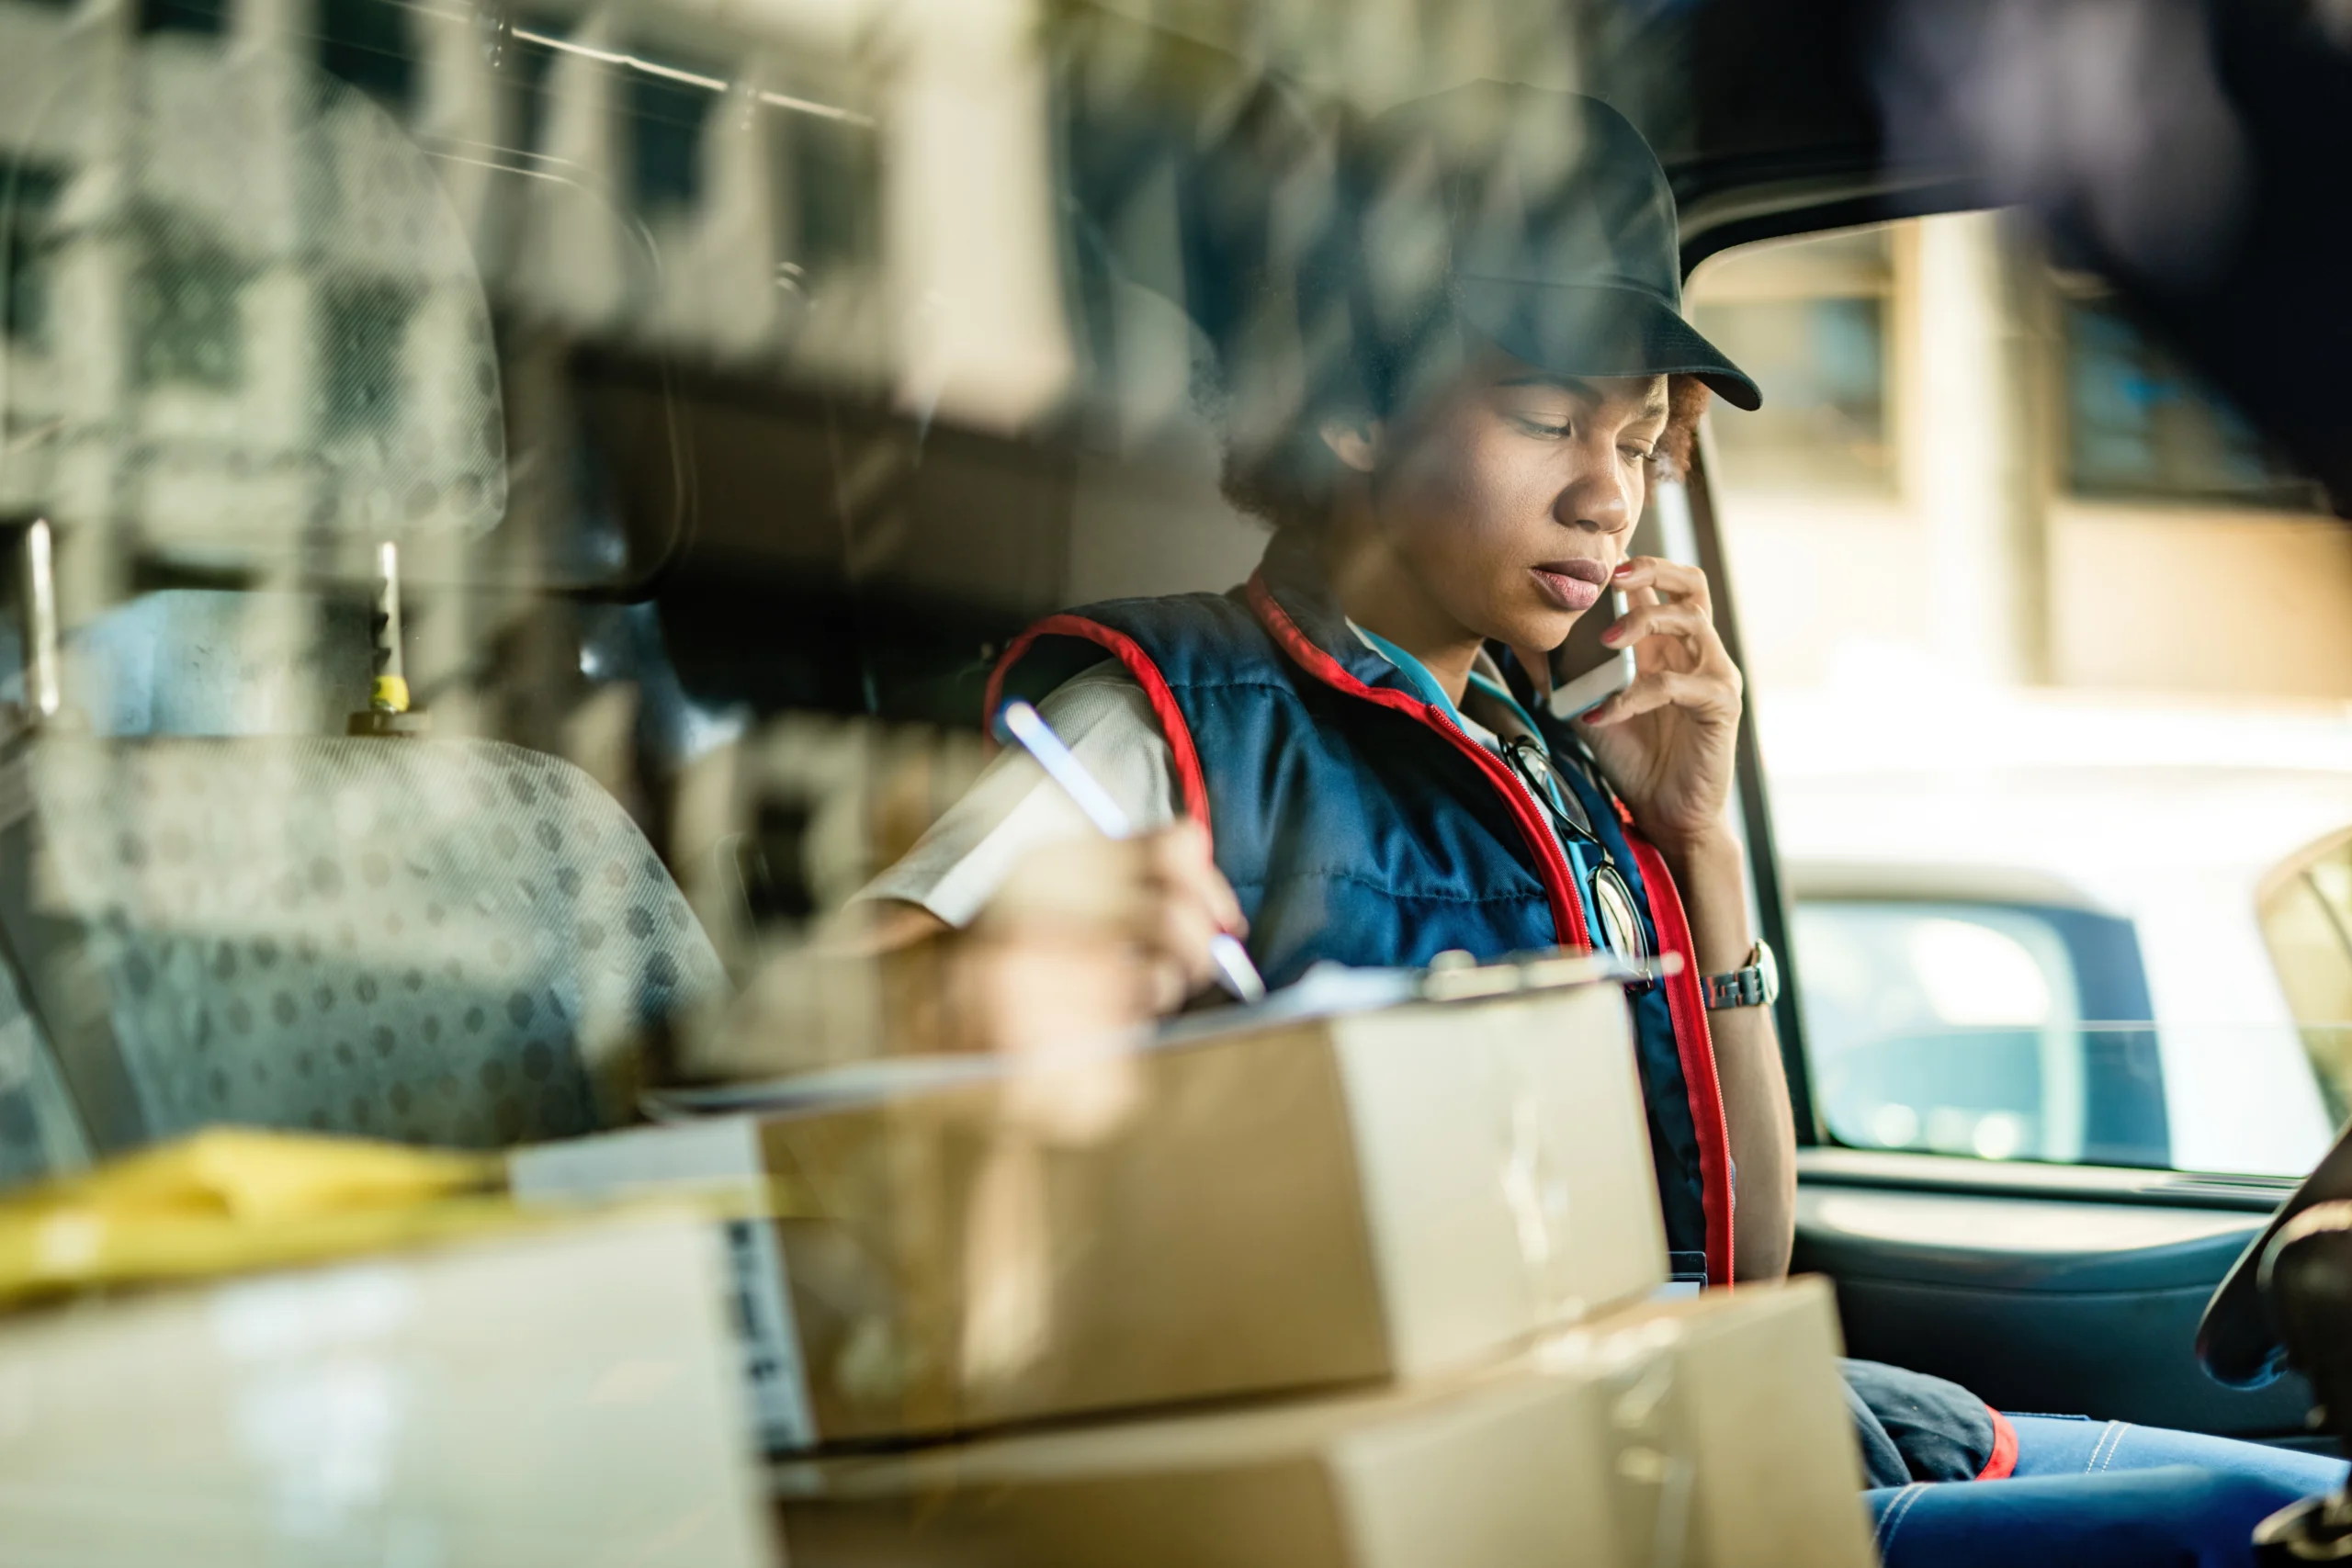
[317,0,417,113]
[3,166,60,346]
[629,55,721,214]
[137,0,224,37]
[0,0,1274,1180]
[2066,292,2324,511]
[0,958,90,1186]
[318,282,413,437]
[508,17,566,154]
[2258,833,2352,1127]
[130,234,244,391]
[792,115,882,278]
[1690,227,1892,492]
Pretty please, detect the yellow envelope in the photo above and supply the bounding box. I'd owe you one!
[0,1127,518,1305]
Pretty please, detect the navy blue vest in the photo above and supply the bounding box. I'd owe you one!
[987,531,2006,1484]
[989,531,1734,1285]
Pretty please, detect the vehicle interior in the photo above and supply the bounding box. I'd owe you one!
[4,0,2352,1514]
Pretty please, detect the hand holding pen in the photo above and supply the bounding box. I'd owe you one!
[996,700,1268,1005]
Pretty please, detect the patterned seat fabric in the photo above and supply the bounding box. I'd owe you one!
[19,737,725,1150]
[0,957,87,1182]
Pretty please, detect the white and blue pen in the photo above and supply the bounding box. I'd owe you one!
[995,698,1268,1005]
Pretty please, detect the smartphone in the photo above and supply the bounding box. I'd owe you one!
[1546,590,1635,721]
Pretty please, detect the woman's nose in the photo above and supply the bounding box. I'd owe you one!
[1555,453,1637,535]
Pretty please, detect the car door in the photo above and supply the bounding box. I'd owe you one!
[1680,207,2349,1447]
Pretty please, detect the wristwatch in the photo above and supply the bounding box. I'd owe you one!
[1700,939,1780,1010]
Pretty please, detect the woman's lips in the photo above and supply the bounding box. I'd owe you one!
[1530,563,1605,612]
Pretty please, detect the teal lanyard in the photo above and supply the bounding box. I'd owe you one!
[1351,625,1465,725]
[1351,626,1578,824]
[1464,670,1551,754]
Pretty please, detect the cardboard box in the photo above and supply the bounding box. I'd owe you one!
[775,1278,1872,1568]
[513,981,1667,1449]
[0,1213,778,1568]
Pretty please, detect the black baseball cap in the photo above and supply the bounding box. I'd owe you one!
[1358,83,1762,411]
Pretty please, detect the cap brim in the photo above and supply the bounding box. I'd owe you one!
[1458,277,1762,412]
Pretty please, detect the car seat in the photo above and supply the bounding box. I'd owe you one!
[0,951,89,1182]
[0,734,724,1153]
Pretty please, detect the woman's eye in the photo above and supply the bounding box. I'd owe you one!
[1510,414,1571,438]
[1622,445,1657,464]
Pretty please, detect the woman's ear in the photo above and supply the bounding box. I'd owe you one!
[1318,418,1383,474]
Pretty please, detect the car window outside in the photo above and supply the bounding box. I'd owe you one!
[1795,899,2167,1168]
[1690,211,2351,1177]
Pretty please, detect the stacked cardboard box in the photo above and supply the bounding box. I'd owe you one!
[512,980,1668,1450]
[777,1279,1871,1568]
[513,978,1877,1566]
[0,1213,778,1567]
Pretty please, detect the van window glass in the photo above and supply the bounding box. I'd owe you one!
[1691,212,2346,1176]
[1796,900,2166,1168]
[2064,290,2327,511]
[1690,228,1894,494]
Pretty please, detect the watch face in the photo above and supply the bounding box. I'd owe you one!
[1758,938,1781,1005]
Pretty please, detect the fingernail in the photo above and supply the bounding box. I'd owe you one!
[1611,561,1636,579]
[1599,625,1623,645]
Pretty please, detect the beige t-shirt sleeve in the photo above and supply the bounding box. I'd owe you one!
[854,660,1183,928]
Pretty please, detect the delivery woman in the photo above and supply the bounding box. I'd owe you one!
[853,83,2343,1553]
[865,84,1781,1293]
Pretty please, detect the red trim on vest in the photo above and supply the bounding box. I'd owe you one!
[1244,574,1593,952]
[983,615,1213,831]
[1976,1408,2020,1481]
[1623,831,1736,1292]
[1006,581,1738,1286]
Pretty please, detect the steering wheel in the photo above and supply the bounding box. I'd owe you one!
[2197,1118,2352,1388]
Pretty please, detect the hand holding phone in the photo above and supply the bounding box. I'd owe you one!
[1547,590,1635,720]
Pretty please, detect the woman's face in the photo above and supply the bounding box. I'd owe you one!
[1340,350,1670,653]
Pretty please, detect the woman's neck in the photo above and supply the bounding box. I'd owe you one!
[1320,511,1485,705]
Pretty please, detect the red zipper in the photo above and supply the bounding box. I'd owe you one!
[1623,829,1736,1291]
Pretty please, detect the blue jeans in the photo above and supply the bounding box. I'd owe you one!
[1866,1416,2349,1567]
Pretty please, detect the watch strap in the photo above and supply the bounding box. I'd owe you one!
[1700,964,1768,1010]
[1700,941,1776,1010]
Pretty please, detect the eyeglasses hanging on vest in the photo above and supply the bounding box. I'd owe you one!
[1501,735,1652,970]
